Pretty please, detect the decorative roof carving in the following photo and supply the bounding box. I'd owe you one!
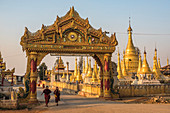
[20,6,118,54]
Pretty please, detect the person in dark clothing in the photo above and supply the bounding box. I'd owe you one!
[41,86,51,107]
[54,87,60,106]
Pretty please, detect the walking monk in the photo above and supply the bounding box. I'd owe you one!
[41,86,51,107]
[54,87,60,106]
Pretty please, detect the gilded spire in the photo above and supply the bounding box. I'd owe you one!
[117,48,124,79]
[158,58,161,68]
[76,66,82,82]
[59,56,62,64]
[74,58,78,78]
[86,59,92,77]
[137,53,142,79]
[125,18,136,55]
[153,56,160,79]
[154,47,157,59]
[94,61,98,76]
[128,17,132,32]
[140,48,152,74]
[167,57,169,65]
[70,6,74,17]
[153,48,163,78]
[91,65,98,83]
[85,56,88,74]
[154,45,161,69]
[154,47,159,68]
[83,58,85,73]
[122,51,128,76]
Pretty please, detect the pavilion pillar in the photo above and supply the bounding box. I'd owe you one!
[103,54,112,99]
[29,52,38,103]
[99,66,103,97]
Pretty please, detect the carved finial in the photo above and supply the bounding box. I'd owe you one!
[85,18,89,24]
[128,17,132,32]
[72,6,74,11]
[41,24,44,29]
[144,47,146,54]
[25,27,28,33]
[99,27,102,35]
[12,68,15,73]
[56,15,59,23]
[70,6,74,17]
[111,33,116,41]
[155,42,157,51]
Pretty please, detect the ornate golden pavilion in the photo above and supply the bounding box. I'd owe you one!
[20,6,118,103]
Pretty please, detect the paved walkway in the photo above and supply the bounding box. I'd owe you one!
[1,87,170,113]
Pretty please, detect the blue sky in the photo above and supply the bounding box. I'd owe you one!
[0,0,170,75]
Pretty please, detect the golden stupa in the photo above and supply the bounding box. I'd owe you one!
[75,66,82,82]
[85,56,89,74]
[117,48,124,79]
[152,48,163,79]
[124,21,139,74]
[86,59,92,77]
[139,49,152,74]
[91,64,98,83]
[137,53,142,79]
[158,58,161,68]
[122,51,129,76]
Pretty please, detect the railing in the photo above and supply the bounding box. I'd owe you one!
[118,84,170,97]
[50,81,100,96]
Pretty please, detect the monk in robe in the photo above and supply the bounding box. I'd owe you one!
[41,86,51,107]
[54,87,60,106]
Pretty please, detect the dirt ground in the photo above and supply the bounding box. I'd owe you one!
[1,87,170,113]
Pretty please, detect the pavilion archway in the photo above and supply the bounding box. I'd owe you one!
[20,6,118,103]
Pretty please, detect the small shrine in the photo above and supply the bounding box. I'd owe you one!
[0,52,15,86]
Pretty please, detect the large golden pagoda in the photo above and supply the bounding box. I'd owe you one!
[124,21,139,74]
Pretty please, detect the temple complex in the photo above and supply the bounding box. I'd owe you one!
[54,56,101,84]
[117,21,169,85]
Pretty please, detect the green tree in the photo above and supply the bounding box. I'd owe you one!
[38,62,47,80]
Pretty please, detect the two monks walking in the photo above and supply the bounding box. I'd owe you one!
[41,86,60,107]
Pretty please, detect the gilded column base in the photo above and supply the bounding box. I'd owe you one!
[28,98,38,103]
[104,91,111,98]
